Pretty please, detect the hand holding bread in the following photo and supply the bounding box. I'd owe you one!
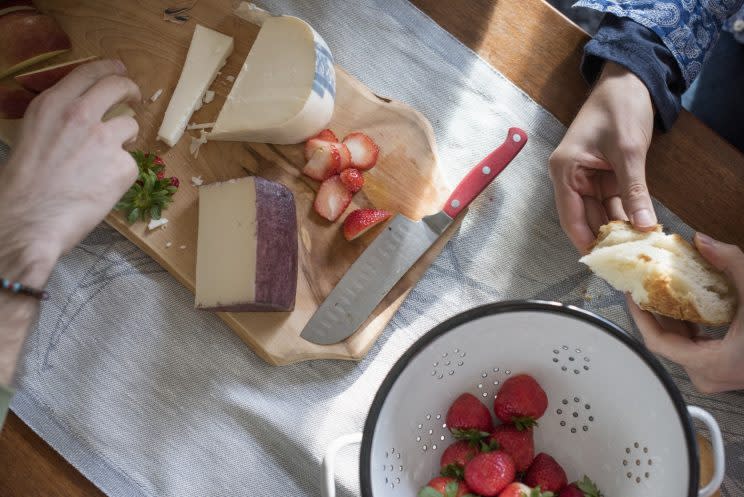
[583,222,744,393]
[581,221,736,325]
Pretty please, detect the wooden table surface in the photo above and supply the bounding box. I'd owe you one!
[1,0,741,495]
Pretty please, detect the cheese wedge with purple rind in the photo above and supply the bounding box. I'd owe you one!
[195,176,297,312]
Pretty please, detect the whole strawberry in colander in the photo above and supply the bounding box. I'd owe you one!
[493,374,548,428]
[446,393,494,441]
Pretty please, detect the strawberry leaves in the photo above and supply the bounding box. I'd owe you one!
[418,481,475,497]
[116,151,179,224]
[451,428,490,443]
[576,476,603,497]
[512,416,538,431]
[440,463,465,480]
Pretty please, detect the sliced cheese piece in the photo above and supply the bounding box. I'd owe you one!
[157,24,233,147]
[195,176,297,312]
[209,15,335,144]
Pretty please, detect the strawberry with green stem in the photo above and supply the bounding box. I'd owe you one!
[418,477,474,497]
[557,476,603,497]
[116,151,178,224]
[446,393,494,442]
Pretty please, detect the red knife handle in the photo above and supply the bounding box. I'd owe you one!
[443,127,527,218]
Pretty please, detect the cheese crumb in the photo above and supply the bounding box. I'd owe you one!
[226,75,235,82]
[147,218,169,231]
[186,122,215,130]
[150,88,163,102]
[165,241,172,248]
[189,130,209,159]
[191,176,204,186]
[203,90,215,104]
[179,245,187,250]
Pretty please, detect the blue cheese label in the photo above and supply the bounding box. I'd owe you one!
[313,35,335,99]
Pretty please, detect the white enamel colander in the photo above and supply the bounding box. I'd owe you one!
[322,301,725,497]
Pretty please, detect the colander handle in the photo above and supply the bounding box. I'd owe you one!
[688,406,725,497]
[321,432,363,497]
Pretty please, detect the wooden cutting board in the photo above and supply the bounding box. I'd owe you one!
[11,0,458,365]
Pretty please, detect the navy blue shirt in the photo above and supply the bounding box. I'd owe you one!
[581,14,685,131]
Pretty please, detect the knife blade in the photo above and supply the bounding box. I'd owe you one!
[301,127,528,345]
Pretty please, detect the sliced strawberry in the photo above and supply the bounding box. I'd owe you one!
[342,132,379,170]
[303,129,338,160]
[339,167,364,193]
[303,143,342,181]
[337,142,352,170]
[314,176,352,222]
[343,209,392,240]
[315,129,338,142]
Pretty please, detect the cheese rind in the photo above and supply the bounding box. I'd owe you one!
[209,16,335,144]
[157,24,233,147]
[195,176,297,312]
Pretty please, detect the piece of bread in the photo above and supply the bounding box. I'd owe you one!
[580,221,737,325]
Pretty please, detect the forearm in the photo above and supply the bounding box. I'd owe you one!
[0,242,56,386]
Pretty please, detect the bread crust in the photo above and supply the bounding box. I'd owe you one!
[586,221,736,326]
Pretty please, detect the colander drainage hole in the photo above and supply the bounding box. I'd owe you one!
[557,397,594,433]
[432,349,467,379]
[622,444,653,483]
[553,346,591,374]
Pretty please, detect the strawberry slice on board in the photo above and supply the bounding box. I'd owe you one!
[303,143,342,181]
[303,128,338,160]
[342,209,392,241]
[313,175,352,222]
[342,131,379,170]
[339,167,364,193]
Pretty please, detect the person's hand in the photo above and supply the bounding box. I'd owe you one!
[549,61,657,253]
[630,233,744,393]
[0,59,140,285]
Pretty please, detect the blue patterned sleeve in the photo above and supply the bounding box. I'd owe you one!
[582,14,685,130]
[573,0,744,86]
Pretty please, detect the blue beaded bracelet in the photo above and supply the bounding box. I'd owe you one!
[0,277,48,301]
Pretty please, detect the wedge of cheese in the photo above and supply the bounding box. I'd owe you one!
[158,25,233,147]
[195,176,298,312]
[209,15,335,144]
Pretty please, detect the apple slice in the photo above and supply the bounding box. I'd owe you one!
[15,55,97,92]
[0,81,35,119]
[0,0,36,17]
[0,11,71,79]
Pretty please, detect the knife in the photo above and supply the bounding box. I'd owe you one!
[301,127,528,345]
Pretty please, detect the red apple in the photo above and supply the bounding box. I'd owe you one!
[0,81,35,119]
[0,10,71,79]
[0,0,36,17]
[14,55,97,92]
